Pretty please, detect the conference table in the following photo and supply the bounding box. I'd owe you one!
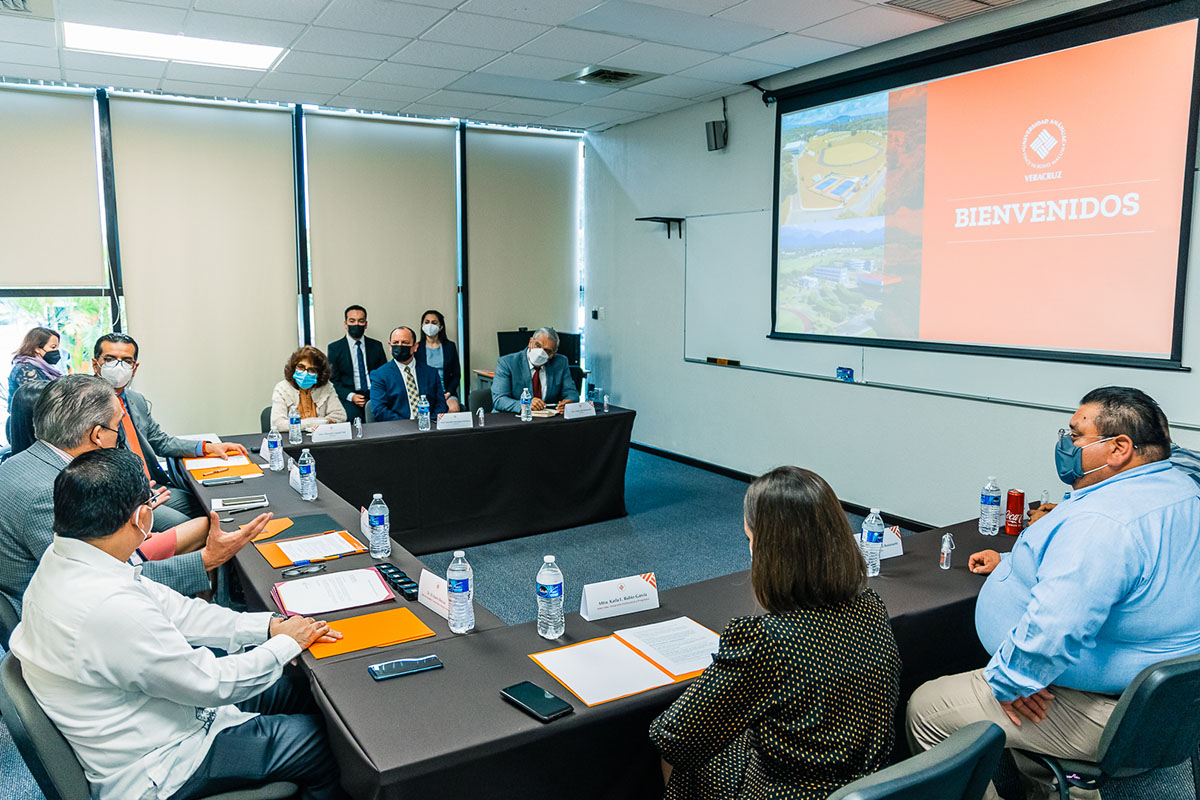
[186,445,1014,800]
[224,406,635,555]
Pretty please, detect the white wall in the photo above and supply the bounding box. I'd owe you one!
[583,0,1200,527]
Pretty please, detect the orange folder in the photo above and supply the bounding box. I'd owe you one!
[185,460,264,480]
[244,517,294,543]
[255,529,365,569]
[309,607,436,659]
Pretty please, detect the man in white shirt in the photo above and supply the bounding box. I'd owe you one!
[9,448,346,800]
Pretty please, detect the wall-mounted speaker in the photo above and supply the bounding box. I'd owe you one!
[705,120,727,151]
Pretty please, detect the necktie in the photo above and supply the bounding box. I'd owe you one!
[119,407,152,479]
[355,340,367,392]
[531,367,542,400]
[402,364,420,418]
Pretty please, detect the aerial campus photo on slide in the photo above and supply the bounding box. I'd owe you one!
[775,19,1197,359]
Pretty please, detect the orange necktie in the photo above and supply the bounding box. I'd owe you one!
[120,410,152,479]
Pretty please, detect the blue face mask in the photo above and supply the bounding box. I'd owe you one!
[293,370,317,390]
[1054,431,1114,485]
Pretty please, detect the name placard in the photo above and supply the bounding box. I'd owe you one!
[881,527,904,560]
[288,465,302,494]
[311,422,352,442]
[436,411,473,430]
[418,569,450,620]
[580,573,659,621]
[563,401,596,420]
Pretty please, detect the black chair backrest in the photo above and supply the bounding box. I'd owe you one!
[8,380,48,458]
[260,406,272,434]
[0,591,18,650]
[827,721,1004,800]
[1096,652,1200,774]
[0,653,91,800]
[468,389,493,414]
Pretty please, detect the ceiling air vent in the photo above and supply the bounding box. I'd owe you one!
[883,0,1029,22]
[558,67,662,89]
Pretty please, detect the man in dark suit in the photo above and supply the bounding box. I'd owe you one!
[491,327,579,413]
[370,326,448,422]
[327,304,387,423]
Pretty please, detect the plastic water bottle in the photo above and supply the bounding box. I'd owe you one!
[297,448,317,501]
[979,476,1002,536]
[288,406,302,445]
[447,551,475,634]
[520,388,532,422]
[603,394,610,413]
[940,532,956,570]
[417,395,430,432]
[861,509,884,578]
[367,493,390,559]
[476,407,485,428]
[536,555,564,639]
[266,429,284,471]
[354,417,363,439]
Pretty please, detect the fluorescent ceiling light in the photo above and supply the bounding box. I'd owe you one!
[62,22,282,70]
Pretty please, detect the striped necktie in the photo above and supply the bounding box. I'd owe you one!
[402,364,420,417]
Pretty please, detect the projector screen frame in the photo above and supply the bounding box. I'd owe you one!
[768,0,1200,371]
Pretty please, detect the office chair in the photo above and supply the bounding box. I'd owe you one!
[260,406,272,434]
[0,591,18,651]
[827,721,1004,800]
[5,380,48,461]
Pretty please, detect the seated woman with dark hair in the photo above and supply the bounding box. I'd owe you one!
[649,466,901,800]
[270,346,346,432]
[8,326,64,410]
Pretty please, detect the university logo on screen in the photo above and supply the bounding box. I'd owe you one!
[1021,118,1067,180]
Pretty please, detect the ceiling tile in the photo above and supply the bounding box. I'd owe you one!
[275,50,377,80]
[677,54,783,83]
[183,12,304,47]
[256,71,354,94]
[567,1,779,53]
[449,71,615,102]
[732,32,855,67]
[340,81,433,101]
[585,89,689,113]
[478,53,586,81]
[55,0,188,36]
[193,0,329,24]
[516,28,638,63]
[488,96,575,115]
[0,60,60,81]
[422,11,549,51]
[798,5,940,47]
[62,49,165,77]
[0,41,58,68]
[396,0,463,8]
[164,61,263,87]
[66,69,160,91]
[292,27,410,60]
[0,16,56,47]
[160,78,251,97]
[128,0,190,7]
[604,41,719,74]
[400,101,469,118]
[326,95,407,112]
[316,1,451,37]
[627,73,734,98]
[468,109,547,126]
[716,0,863,31]
[630,0,743,13]
[457,0,603,26]
[541,105,639,129]
[390,39,504,71]
[421,88,504,109]
[246,88,336,106]
[364,60,465,89]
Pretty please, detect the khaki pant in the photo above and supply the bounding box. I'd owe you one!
[907,669,1118,800]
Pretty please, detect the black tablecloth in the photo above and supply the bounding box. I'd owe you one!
[265,408,636,555]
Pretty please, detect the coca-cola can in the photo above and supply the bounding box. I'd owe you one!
[1005,489,1025,535]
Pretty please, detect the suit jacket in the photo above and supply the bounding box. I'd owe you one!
[120,389,202,489]
[369,360,448,422]
[415,338,462,400]
[0,441,209,615]
[328,335,387,401]
[491,351,579,413]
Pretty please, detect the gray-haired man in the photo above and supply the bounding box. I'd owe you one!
[0,375,267,614]
[491,327,579,414]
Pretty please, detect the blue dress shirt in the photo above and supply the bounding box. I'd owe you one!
[975,460,1200,701]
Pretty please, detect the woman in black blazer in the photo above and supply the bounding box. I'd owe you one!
[649,466,901,800]
[415,309,461,413]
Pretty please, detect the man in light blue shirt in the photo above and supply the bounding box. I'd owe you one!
[907,386,1200,800]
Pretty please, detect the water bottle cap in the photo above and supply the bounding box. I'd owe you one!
[301,448,310,456]
[543,555,555,563]
[453,550,465,558]
[372,493,382,499]
[988,476,997,481]
[870,508,880,514]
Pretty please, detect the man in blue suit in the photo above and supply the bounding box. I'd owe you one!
[491,327,579,414]
[370,326,448,422]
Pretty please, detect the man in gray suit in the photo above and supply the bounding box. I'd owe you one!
[92,333,247,526]
[491,327,580,414]
[0,375,266,615]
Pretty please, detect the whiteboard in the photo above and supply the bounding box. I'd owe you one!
[682,207,1200,429]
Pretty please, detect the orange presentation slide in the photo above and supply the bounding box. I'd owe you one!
[775,20,1198,359]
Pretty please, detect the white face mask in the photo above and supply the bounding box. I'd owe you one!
[422,323,440,338]
[100,361,134,389]
[136,505,151,543]
[528,348,549,368]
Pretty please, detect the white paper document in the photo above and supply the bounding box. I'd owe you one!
[275,569,391,616]
[184,455,251,470]
[531,636,674,706]
[276,532,357,564]
[179,433,222,444]
[615,617,720,678]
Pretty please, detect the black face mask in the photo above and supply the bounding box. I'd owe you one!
[43,350,62,365]
[347,324,366,339]
[392,344,413,361]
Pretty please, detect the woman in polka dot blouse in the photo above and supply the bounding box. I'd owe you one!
[649,466,901,799]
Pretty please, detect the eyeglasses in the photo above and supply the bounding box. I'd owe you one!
[99,355,136,366]
[98,424,121,437]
